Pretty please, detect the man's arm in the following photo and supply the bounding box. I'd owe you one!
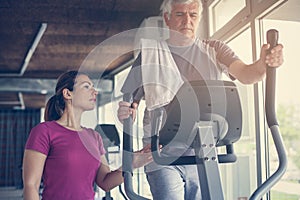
[229,44,284,84]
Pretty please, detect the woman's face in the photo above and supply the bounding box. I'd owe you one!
[71,74,98,111]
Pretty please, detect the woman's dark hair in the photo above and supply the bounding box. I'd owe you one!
[44,70,86,121]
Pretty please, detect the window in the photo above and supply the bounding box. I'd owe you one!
[205,0,298,199]
[209,0,247,36]
[219,28,258,199]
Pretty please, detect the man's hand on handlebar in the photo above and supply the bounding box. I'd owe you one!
[261,43,284,67]
[117,101,138,123]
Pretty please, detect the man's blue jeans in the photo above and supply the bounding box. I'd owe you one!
[146,165,201,200]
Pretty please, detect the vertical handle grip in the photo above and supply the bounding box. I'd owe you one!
[122,93,133,173]
[122,93,150,200]
[267,29,279,49]
[265,29,279,127]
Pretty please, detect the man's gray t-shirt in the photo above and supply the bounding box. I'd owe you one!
[121,38,239,171]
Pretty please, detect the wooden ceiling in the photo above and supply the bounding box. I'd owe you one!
[0,0,163,109]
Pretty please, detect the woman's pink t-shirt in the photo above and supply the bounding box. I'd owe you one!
[25,121,106,200]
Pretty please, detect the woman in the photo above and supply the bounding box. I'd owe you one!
[23,70,152,200]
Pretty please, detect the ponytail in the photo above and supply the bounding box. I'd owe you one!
[44,95,64,121]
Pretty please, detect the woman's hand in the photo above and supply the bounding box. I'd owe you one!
[132,144,153,169]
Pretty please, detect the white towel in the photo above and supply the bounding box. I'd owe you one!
[140,39,184,110]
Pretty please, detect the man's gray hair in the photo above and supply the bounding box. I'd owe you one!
[160,0,202,16]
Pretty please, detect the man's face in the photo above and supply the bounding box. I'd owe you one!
[164,2,200,41]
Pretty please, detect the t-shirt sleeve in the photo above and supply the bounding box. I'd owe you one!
[120,53,145,102]
[94,131,106,156]
[209,40,240,66]
[215,41,240,80]
[25,123,50,156]
[204,40,240,80]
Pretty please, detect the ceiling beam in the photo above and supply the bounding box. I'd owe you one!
[4,23,47,76]
[0,78,113,94]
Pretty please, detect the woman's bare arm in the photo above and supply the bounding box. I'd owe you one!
[23,149,46,200]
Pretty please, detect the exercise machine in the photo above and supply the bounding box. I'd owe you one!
[121,29,287,200]
[95,124,128,200]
